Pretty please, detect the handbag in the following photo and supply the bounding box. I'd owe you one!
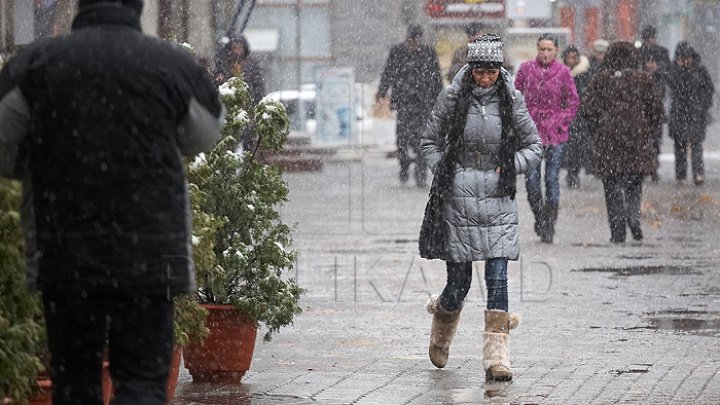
[418,177,447,259]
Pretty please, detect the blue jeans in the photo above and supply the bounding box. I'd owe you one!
[526,143,566,212]
[439,258,509,311]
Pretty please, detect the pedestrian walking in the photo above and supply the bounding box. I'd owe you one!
[214,35,266,105]
[561,45,592,188]
[667,41,715,186]
[419,34,542,381]
[213,35,266,151]
[514,33,579,243]
[582,41,664,243]
[639,25,671,183]
[377,24,443,188]
[0,1,223,404]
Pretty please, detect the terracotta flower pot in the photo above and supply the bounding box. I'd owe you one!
[28,378,52,405]
[1,377,52,405]
[182,304,257,383]
[102,347,182,405]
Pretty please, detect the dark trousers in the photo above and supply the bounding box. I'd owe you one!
[42,291,174,405]
[601,174,644,243]
[396,108,427,185]
[439,259,509,312]
[674,138,704,180]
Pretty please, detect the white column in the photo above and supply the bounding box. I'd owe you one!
[141,0,160,37]
[13,0,33,45]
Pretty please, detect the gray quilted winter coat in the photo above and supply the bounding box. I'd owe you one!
[421,67,541,262]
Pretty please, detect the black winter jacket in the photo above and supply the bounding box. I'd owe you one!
[0,4,223,295]
[377,42,442,114]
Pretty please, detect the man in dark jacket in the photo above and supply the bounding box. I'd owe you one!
[668,41,715,185]
[0,1,223,403]
[582,41,664,243]
[377,24,442,187]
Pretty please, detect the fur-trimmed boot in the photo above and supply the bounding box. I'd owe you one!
[426,294,462,368]
[483,309,521,381]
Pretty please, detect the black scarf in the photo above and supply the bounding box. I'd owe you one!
[496,73,518,199]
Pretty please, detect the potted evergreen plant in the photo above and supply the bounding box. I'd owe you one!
[0,179,47,404]
[182,76,303,383]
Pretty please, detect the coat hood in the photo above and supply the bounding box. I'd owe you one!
[675,41,701,64]
[570,55,590,77]
[604,41,640,71]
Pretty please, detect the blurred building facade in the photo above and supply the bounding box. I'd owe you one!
[1,1,718,94]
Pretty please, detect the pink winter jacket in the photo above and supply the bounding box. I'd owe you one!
[515,59,579,146]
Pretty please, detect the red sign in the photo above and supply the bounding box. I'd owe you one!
[426,0,505,19]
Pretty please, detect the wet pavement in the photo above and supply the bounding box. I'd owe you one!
[171,123,720,404]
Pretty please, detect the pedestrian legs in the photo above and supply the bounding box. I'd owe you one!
[427,262,470,368]
[691,140,705,185]
[525,160,545,237]
[484,258,508,311]
[42,291,174,405]
[624,174,644,241]
[674,137,688,181]
[483,309,521,381]
[541,143,565,243]
[395,123,411,183]
[602,175,626,243]
[43,291,106,405]
[108,294,174,405]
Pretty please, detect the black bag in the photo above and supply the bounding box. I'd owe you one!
[418,177,448,259]
[418,84,470,259]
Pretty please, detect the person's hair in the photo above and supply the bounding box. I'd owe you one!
[674,41,697,61]
[407,24,423,40]
[562,45,579,59]
[465,22,484,37]
[603,41,640,71]
[537,33,559,48]
[228,35,251,58]
[641,25,657,40]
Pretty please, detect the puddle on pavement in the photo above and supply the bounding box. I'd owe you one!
[451,387,508,402]
[573,265,699,277]
[644,310,720,337]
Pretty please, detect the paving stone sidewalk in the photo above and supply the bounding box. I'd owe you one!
[172,133,720,405]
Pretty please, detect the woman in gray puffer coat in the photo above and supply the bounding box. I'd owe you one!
[420,34,541,382]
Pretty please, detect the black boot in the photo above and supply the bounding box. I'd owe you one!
[530,203,546,238]
[566,170,580,189]
[541,205,558,243]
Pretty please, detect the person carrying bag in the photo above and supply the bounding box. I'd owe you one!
[419,34,541,381]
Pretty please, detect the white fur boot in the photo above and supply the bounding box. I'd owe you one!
[426,294,462,368]
[483,309,521,381]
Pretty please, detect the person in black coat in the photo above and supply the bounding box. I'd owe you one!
[561,45,592,188]
[377,24,443,187]
[214,35,266,151]
[0,1,223,403]
[667,41,715,185]
[214,35,266,105]
[639,25,671,182]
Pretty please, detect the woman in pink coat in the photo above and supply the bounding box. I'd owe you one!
[515,33,579,243]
